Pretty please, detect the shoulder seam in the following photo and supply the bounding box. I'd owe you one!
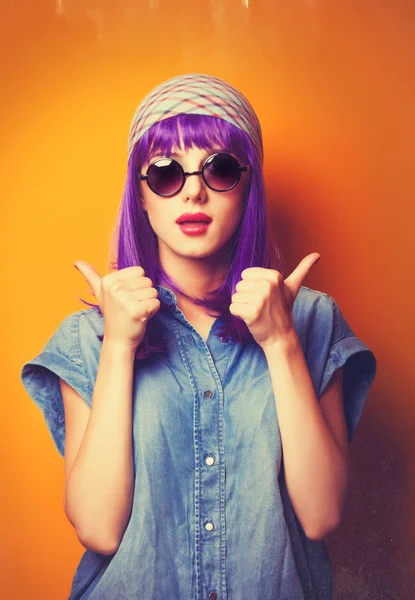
[73,312,94,395]
[300,286,335,306]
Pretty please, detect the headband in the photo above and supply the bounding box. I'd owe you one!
[127,73,263,164]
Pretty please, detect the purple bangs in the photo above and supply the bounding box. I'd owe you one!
[78,113,284,359]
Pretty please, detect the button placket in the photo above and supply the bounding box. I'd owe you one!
[174,317,225,600]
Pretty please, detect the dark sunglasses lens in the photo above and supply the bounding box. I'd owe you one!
[147,159,183,196]
[204,154,241,190]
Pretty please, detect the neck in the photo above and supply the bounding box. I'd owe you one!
[159,248,229,303]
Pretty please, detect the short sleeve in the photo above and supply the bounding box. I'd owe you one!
[20,311,94,458]
[299,288,377,442]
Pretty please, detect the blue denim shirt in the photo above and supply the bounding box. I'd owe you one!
[21,285,377,600]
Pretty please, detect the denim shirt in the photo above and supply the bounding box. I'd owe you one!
[21,285,377,600]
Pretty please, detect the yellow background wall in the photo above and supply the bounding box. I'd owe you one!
[2,1,413,598]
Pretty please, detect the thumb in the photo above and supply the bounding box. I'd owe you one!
[284,253,321,298]
[74,260,102,303]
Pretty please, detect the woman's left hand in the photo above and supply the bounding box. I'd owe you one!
[229,253,321,348]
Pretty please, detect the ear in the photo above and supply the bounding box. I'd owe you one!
[140,195,147,211]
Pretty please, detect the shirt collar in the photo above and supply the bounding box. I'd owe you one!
[156,284,179,308]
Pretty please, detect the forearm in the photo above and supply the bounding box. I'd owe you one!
[263,331,349,539]
[66,339,136,551]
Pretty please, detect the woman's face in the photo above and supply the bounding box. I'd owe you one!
[138,142,250,267]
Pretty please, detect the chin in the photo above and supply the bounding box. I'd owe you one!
[178,248,218,259]
[159,233,232,261]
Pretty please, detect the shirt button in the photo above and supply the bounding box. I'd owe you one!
[204,390,213,399]
[187,334,194,345]
[208,593,217,600]
[205,455,215,466]
[205,521,214,532]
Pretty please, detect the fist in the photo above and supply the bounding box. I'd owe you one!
[74,261,161,351]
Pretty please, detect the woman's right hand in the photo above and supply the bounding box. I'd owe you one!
[74,261,161,351]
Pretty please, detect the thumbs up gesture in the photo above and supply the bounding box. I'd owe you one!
[74,261,161,351]
[229,253,321,348]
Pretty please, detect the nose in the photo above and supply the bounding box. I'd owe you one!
[181,170,207,201]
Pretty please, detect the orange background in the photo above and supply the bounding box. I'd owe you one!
[2,1,414,598]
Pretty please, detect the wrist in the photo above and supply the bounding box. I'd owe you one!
[260,329,301,357]
[102,338,139,360]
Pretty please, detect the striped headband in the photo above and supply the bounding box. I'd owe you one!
[127,73,264,164]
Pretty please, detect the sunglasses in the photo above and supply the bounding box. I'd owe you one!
[138,152,251,197]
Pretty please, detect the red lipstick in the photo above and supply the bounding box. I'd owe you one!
[176,212,212,224]
[176,212,212,236]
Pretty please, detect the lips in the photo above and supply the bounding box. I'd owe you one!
[176,212,212,224]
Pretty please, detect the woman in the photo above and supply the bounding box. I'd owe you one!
[21,73,377,600]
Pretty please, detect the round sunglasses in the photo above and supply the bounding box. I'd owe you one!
[138,152,251,197]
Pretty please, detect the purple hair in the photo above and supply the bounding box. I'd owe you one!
[78,113,285,359]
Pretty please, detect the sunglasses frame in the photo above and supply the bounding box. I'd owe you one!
[138,152,251,197]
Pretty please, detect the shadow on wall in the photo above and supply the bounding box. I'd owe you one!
[327,386,412,600]
[265,177,412,600]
